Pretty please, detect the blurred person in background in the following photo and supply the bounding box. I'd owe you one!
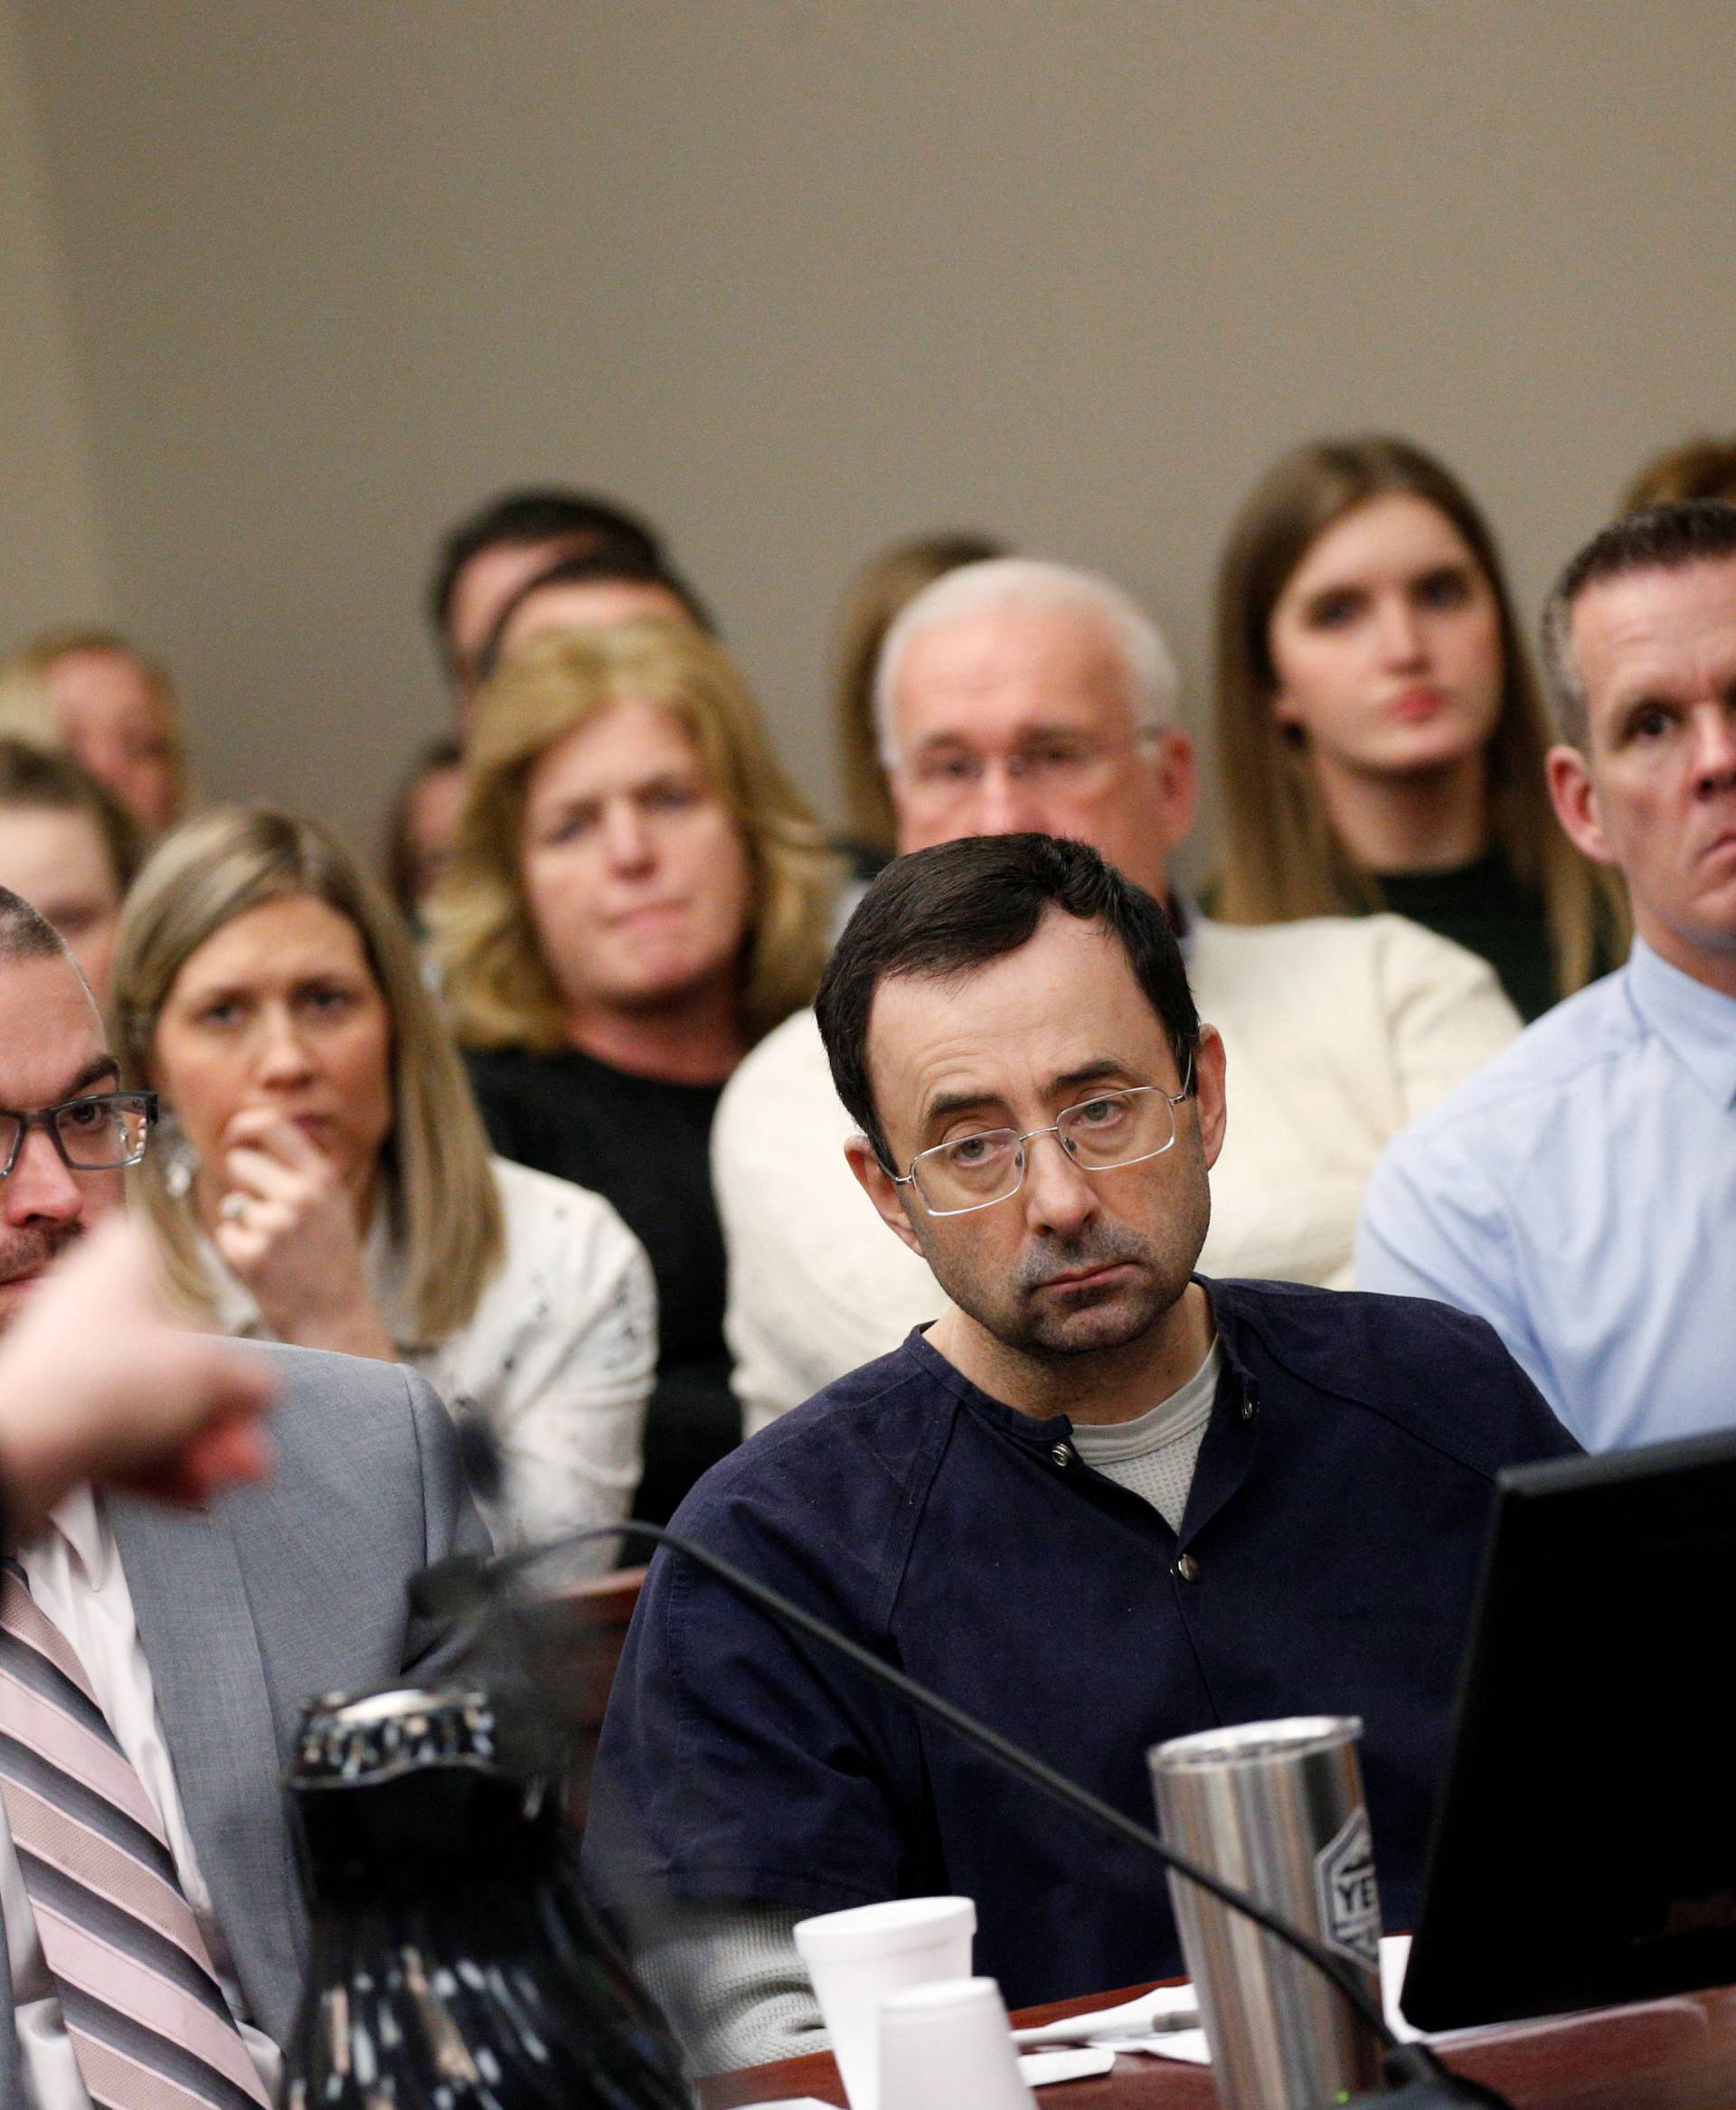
[469,545,715,700]
[1213,435,1623,1021]
[115,805,656,1553]
[382,735,466,926]
[1619,435,1736,513]
[714,556,1521,1433]
[831,529,1010,868]
[427,485,666,702]
[435,621,838,1523]
[0,737,142,1005]
[0,625,189,836]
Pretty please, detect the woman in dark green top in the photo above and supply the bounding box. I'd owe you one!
[1212,435,1623,1020]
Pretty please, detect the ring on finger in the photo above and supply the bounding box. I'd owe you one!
[219,1192,251,1223]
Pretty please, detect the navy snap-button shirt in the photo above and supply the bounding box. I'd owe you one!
[586,1280,1577,2007]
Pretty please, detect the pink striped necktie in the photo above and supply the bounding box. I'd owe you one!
[0,1554,272,2110]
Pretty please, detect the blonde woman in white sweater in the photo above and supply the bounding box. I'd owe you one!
[115,805,656,1555]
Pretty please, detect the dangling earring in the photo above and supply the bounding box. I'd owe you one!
[159,1113,197,1199]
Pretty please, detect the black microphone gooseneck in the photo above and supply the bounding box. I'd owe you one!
[414,1520,1509,2110]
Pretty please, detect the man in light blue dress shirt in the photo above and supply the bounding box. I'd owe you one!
[1358,499,1736,1451]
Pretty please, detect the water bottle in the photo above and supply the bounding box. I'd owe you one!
[1149,1715,1385,2110]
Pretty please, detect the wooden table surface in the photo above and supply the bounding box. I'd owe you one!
[698,1975,1736,2110]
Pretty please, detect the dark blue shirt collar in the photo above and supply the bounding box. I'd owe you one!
[900,1283,1261,1548]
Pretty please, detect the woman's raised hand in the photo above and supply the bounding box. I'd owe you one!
[214,1107,395,1361]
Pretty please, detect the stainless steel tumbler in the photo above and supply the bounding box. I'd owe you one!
[1149,1716,1385,2110]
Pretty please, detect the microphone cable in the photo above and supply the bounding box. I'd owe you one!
[413,1518,1511,2108]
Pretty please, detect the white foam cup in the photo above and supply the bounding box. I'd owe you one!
[876,1977,1038,2110]
[792,1896,976,2110]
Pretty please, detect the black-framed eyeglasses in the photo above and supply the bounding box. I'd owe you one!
[891,1058,1195,1217]
[0,1091,159,1180]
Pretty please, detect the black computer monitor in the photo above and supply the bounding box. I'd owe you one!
[1402,1424,1736,2032]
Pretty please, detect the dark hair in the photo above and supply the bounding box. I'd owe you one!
[426,487,664,665]
[1542,499,1736,747]
[474,547,717,687]
[1620,438,1736,513]
[0,736,145,892]
[0,881,67,965]
[382,735,464,918]
[816,834,1199,1171]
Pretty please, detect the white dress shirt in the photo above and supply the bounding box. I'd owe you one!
[204,1154,657,1558]
[714,911,1520,1432]
[1,1490,279,2109]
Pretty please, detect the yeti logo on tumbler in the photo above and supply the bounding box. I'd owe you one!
[1316,1806,1382,1969]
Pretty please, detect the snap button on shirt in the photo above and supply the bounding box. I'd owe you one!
[1175,1552,1201,1582]
[1050,1443,1073,1467]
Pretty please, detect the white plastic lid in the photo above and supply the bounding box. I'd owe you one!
[793,1895,976,1962]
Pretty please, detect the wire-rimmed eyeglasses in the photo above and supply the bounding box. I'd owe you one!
[0,1091,159,1180]
[890,1058,1195,1218]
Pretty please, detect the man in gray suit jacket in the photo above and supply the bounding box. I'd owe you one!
[0,885,490,2102]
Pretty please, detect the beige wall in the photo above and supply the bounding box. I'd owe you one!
[0,1,108,645]
[8,1,1736,868]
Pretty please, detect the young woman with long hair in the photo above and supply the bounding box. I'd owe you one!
[1214,435,1623,1018]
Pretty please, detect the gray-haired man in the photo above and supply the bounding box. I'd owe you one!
[714,556,1520,1430]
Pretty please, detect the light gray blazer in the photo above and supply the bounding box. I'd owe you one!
[0,1342,491,2096]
